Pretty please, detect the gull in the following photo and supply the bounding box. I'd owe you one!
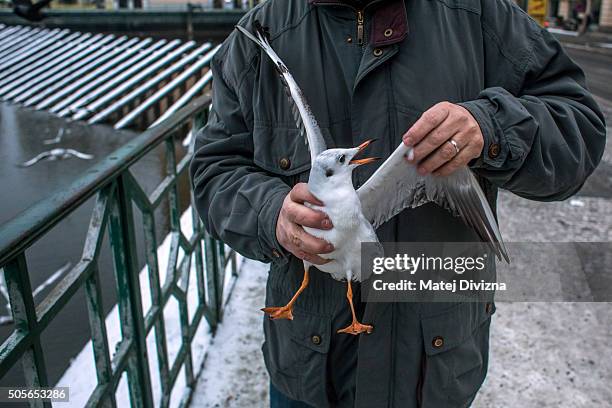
[43,128,65,145]
[237,23,509,335]
[19,148,94,167]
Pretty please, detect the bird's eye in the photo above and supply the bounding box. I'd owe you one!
[325,169,334,177]
[338,155,345,164]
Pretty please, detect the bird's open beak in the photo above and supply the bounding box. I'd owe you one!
[350,139,380,165]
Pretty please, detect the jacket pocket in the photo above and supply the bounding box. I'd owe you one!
[419,302,494,408]
[262,299,332,406]
[252,124,312,178]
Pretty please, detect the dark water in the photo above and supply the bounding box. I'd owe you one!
[0,103,192,389]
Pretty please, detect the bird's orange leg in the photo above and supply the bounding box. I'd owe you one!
[337,280,373,335]
[261,268,310,320]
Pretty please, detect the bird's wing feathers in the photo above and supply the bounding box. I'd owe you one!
[235,23,326,163]
[66,149,94,160]
[20,151,50,167]
[358,142,509,262]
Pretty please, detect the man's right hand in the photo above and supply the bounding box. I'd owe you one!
[276,183,334,265]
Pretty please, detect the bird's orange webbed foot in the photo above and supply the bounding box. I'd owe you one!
[261,267,310,321]
[262,306,294,320]
[337,321,373,335]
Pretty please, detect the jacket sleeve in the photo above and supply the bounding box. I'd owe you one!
[190,41,291,264]
[459,0,606,201]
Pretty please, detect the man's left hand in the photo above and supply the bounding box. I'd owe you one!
[402,102,484,177]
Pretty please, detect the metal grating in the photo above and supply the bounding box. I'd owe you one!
[0,24,218,130]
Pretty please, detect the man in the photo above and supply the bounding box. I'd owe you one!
[190,0,606,406]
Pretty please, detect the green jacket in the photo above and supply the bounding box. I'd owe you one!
[190,0,606,406]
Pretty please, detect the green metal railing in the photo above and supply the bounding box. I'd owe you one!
[0,93,235,407]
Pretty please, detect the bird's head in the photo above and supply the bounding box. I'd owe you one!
[309,139,379,195]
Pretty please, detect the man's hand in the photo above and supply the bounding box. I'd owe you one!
[276,183,334,265]
[402,102,484,177]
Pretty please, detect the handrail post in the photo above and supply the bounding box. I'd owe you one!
[4,255,51,408]
[108,177,154,407]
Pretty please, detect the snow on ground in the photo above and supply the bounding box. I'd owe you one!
[189,260,269,408]
[473,302,612,407]
[56,208,237,407]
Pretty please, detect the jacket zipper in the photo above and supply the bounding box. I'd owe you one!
[320,1,380,48]
[356,9,364,46]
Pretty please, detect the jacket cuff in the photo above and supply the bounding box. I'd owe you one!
[459,99,507,169]
[257,187,291,265]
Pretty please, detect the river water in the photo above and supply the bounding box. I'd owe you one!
[0,103,192,388]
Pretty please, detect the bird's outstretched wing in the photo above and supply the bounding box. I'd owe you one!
[66,149,94,160]
[358,142,509,262]
[235,22,327,163]
[19,151,51,167]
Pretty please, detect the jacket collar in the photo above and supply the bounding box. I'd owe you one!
[307,0,408,47]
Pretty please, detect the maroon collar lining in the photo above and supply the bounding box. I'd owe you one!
[308,0,408,47]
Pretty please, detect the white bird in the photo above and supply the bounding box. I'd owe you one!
[19,148,94,167]
[43,127,65,145]
[237,23,509,335]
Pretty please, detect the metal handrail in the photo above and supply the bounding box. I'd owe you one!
[0,93,211,266]
[0,92,228,407]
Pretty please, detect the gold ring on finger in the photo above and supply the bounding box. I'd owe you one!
[448,139,460,155]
